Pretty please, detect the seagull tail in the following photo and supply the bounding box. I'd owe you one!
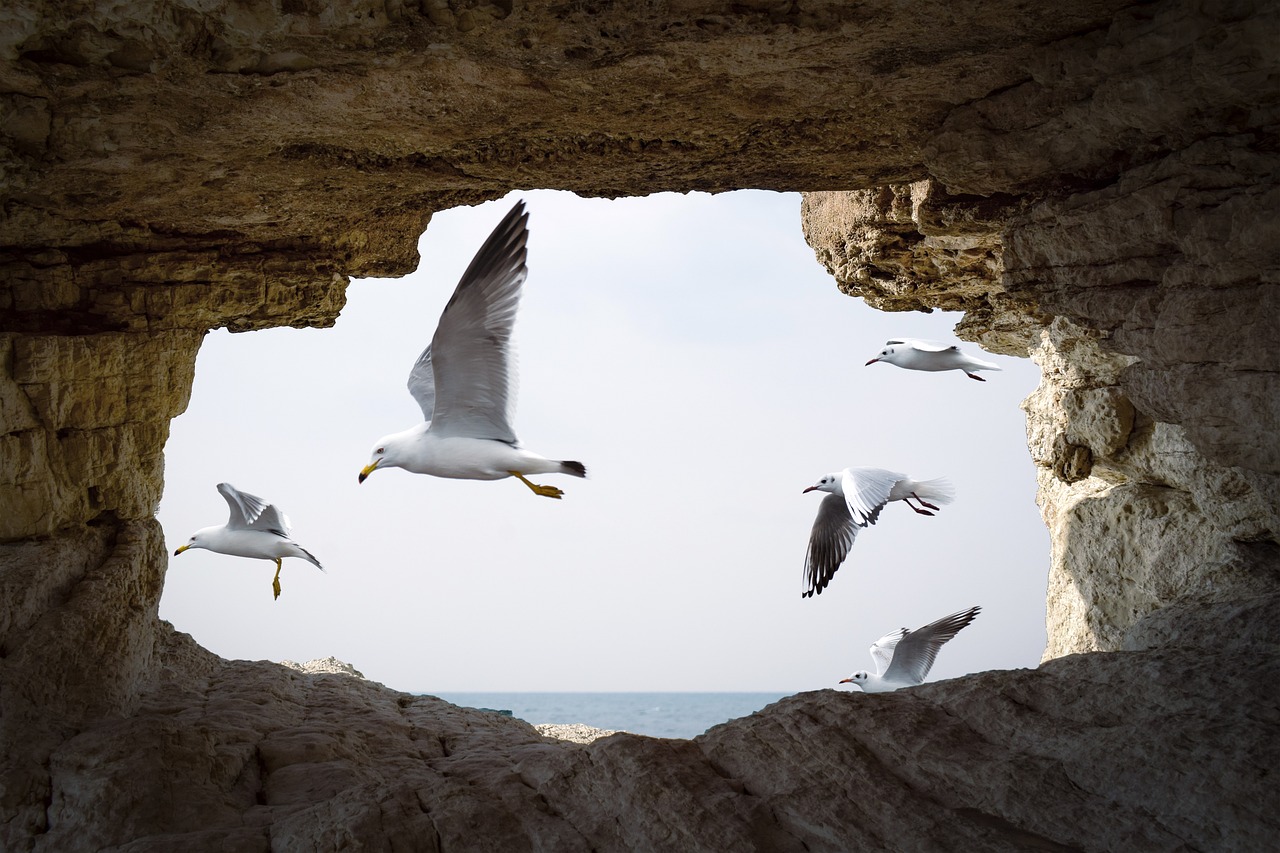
[295,546,325,572]
[559,460,587,479]
[913,477,956,506]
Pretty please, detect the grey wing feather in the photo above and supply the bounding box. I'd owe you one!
[803,493,860,597]
[217,483,291,536]
[890,338,955,352]
[427,200,528,444]
[882,606,981,684]
[407,345,436,422]
[218,482,259,528]
[869,629,908,676]
[842,468,903,527]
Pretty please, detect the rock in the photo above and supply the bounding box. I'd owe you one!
[2,0,1278,848]
[278,657,367,679]
[535,723,620,744]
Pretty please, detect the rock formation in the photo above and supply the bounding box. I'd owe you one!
[2,0,1276,849]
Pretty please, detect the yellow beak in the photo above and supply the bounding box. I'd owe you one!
[358,460,380,484]
[173,544,191,556]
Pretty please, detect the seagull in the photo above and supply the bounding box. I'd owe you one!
[865,338,1001,381]
[358,200,586,498]
[173,483,323,600]
[840,606,981,692]
[801,468,955,597]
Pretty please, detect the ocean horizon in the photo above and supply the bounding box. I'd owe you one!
[427,691,798,740]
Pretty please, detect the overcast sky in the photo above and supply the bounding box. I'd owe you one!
[156,189,1048,693]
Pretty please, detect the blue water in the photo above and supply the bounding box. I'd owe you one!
[429,692,794,740]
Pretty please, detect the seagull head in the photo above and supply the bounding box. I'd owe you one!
[865,344,896,366]
[839,671,869,688]
[360,430,413,483]
[173,528,214,556]
[803,473,841,495]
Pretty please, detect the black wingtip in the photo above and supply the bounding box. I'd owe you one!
[560,460,587,478]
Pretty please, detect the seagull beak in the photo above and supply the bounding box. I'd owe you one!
[803,485,818,493]
[358,461,379,484]
[173,545,190,556]
[838,678,853,684]
[865,357,879,366]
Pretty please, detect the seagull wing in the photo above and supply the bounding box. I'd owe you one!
[803,493,860,597]
[426,200,528,444]
[882,606,982,684]
[217,483,291,536]
[406,345,436,422]
[869,628,909,677]
[841,468,903,527]
[886,338,957,353]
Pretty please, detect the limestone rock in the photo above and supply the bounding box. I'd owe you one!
[535,723,620,744]
[279,657,367,679]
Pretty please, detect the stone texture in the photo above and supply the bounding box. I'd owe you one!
[279,657,368,679]
[534,723,619,744]
[2,0,1279,849]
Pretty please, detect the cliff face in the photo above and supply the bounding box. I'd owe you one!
[801,168,1279,658]
[2,0,1277,849]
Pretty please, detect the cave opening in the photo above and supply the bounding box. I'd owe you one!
[155,189,1048,725]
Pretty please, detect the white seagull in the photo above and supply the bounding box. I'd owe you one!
[173,483,323,600]
[865,338,1001,381]
[840,606,981,692]
[801,468,955,597]
[358,200,586,498]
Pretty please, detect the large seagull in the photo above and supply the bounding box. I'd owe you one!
[358,200,586,498]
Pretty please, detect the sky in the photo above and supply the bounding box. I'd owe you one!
[156,189,1048,693]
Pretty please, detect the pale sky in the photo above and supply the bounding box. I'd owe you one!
[156,189,1048,693]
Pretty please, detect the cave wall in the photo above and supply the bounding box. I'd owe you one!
[2,0,1277,849]
[801,164,1279,656]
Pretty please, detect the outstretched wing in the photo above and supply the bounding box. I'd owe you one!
[841,468,903,527]
[802,493,860,597]
[883,606,982,685]
[426,200,528,444]
[217,483,291,536]
[869,628,909,676]
[406,345,436,422]
[886,338,957,353]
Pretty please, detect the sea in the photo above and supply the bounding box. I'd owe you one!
[429,692,795,740]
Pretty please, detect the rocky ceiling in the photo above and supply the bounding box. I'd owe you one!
[2,0,1277,849]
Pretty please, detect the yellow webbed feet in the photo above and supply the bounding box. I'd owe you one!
[272,558,283,600]
[509,471,565,500]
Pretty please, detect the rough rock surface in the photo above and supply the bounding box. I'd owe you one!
[2,0,1278,849]
[279,657,368,679]
[534,723,620,744]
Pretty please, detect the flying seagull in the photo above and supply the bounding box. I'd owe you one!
[865,338,1001,381]
[801,467,955,597]
[358,200,586,498]
[173,482,323,600]
[840,606,981,692]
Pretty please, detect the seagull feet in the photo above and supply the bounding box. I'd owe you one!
[510,471,565,500]
[912,493,940,511]
[904,497,935,516]
[966,372,986,381]
[272,558,283,601]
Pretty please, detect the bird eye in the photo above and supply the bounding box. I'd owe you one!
[376,447,384,454]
